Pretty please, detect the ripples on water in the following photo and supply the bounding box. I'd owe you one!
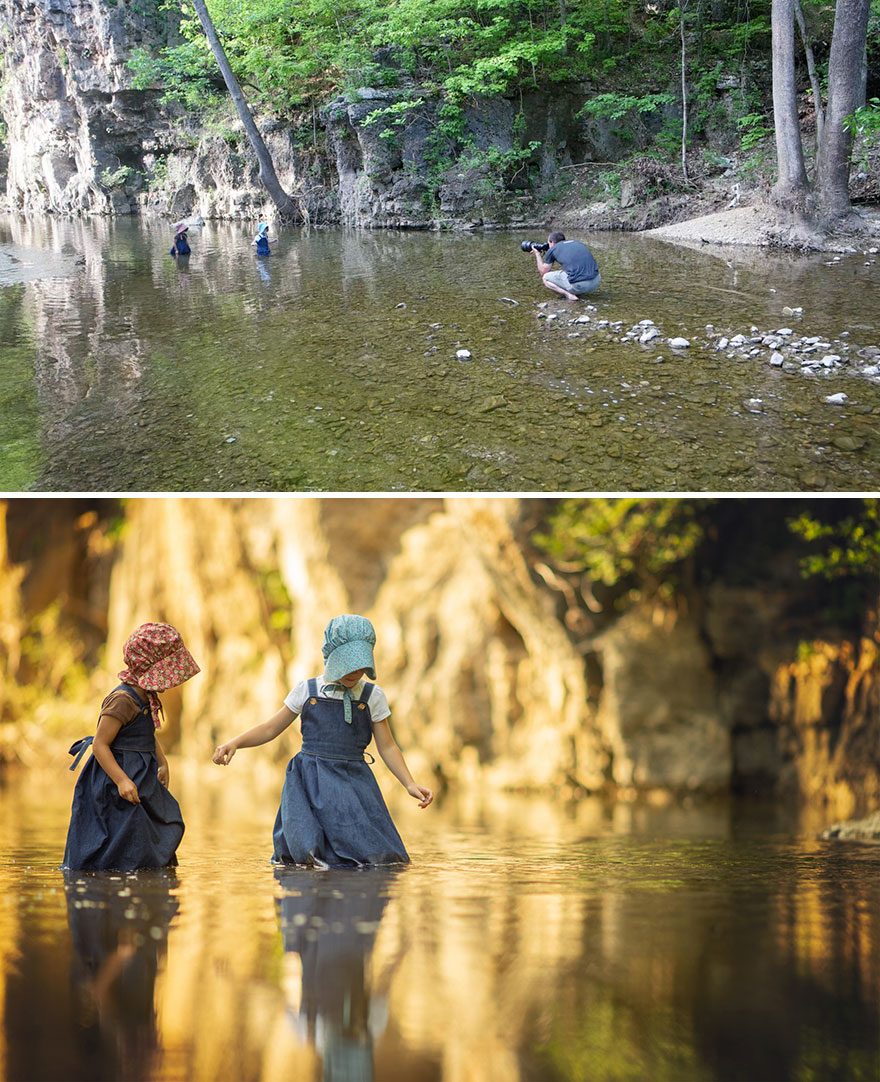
[1,214,879,491]
[2,771,879,1081]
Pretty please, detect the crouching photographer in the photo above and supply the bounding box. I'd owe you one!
[524,231,601,301]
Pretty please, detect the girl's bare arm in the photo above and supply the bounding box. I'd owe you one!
[92,714,140,804]
[372,718,433,808]
[156,736,170,787]
[212,705,297,765]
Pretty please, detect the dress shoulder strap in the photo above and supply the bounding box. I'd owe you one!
[359,682,375,703]
[307,677,319,697]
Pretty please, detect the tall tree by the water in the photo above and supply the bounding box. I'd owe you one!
[771,0,871,230]
[189,0,300,223]
[815,0,872,225]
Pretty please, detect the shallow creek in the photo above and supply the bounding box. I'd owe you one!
[2,770,879,1081]
[1,215,878,491]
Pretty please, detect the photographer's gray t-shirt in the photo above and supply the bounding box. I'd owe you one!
[546,240,599,284]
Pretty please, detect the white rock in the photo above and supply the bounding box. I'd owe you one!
[777,327,794,336]
[716,337,729,350]
[821,354,842,365]
[825,393,848,404]
[770,352,785,366]
[729,334,747,347]
[668,337,690,349]
[639,327,661,344]
[456,349,472,360]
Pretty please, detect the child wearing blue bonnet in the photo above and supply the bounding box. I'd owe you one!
[213,615,432,868]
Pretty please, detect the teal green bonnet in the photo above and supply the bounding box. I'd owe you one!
[322,614,377,683]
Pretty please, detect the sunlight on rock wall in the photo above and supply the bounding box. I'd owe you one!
[100,497,604,791]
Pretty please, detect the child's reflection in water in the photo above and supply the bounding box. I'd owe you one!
[63,869,178,1082]
[275,867,402,1082]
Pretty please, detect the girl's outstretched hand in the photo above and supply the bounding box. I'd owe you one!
[408,784,433,809]
[212,741,237,766]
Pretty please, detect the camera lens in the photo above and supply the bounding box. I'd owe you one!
[520,241,533,252]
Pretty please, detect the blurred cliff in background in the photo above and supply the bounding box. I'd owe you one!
[1,497,877,818]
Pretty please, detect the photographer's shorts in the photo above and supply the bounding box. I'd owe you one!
[545,269,601,295]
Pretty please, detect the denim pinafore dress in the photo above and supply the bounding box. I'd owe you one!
[63,686,185,871]
[272,679,410,869]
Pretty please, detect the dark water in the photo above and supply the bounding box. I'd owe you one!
[2,772,879,1082]
[1,214,879,492]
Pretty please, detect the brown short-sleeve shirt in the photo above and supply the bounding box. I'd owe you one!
[99,687,144,727]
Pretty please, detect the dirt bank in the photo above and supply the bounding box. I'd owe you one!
[547,159,880,253]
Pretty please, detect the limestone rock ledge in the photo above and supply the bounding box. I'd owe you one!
[0,0,180,214]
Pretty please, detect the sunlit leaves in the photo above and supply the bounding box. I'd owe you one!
[533,497,706,592]
[788,499,880,580]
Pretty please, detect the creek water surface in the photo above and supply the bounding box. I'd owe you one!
[2,769,879,1082]
[1,214,879,492]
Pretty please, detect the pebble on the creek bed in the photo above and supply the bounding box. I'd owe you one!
[825,392,848,404]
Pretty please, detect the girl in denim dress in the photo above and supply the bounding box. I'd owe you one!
[213,615,432,869]
[64,623,200,872]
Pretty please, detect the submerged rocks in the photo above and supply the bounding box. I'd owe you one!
[546,305,880,390]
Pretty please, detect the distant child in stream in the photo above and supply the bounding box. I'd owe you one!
[170,222,191,256]
[63,623,200,872]
[252,222,272,256]
[213,614,432,868]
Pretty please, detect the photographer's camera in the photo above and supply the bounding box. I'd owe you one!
[520,240,549,253]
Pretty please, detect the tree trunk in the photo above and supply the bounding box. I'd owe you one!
[816,0,871,225]
[190,0,300,223]
[793,0,823,159]
[680,3,689,183]
[770,0,811,217]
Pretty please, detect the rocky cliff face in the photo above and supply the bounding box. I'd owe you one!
[0,1,588,225]
[2,497,879,815]
[0,0,181,215]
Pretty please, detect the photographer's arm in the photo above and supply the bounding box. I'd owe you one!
[533,248,553,276]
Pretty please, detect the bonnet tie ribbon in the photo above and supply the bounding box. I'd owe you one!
[68,736,94,771]
[325,683,354,723]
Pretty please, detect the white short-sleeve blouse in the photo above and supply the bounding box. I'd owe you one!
[283,675,391,723]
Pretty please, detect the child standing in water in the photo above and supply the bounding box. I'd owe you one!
[170,222,191,256]
[213,615,432,868]
[63,623,200,872]
[252,222,272,256]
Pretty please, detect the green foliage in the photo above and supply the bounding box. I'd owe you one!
[788,499,880,581]
[597,169,621,198]
[121,0,788,199]
[578,92,676,123]
[128,43,221,111]
[459,137,542,193]
[533,498,707,596]
[98,165,136,190]
[844,98,880,171]
[737,111,773,152]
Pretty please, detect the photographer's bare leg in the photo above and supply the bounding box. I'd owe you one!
[542,278,579,302]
